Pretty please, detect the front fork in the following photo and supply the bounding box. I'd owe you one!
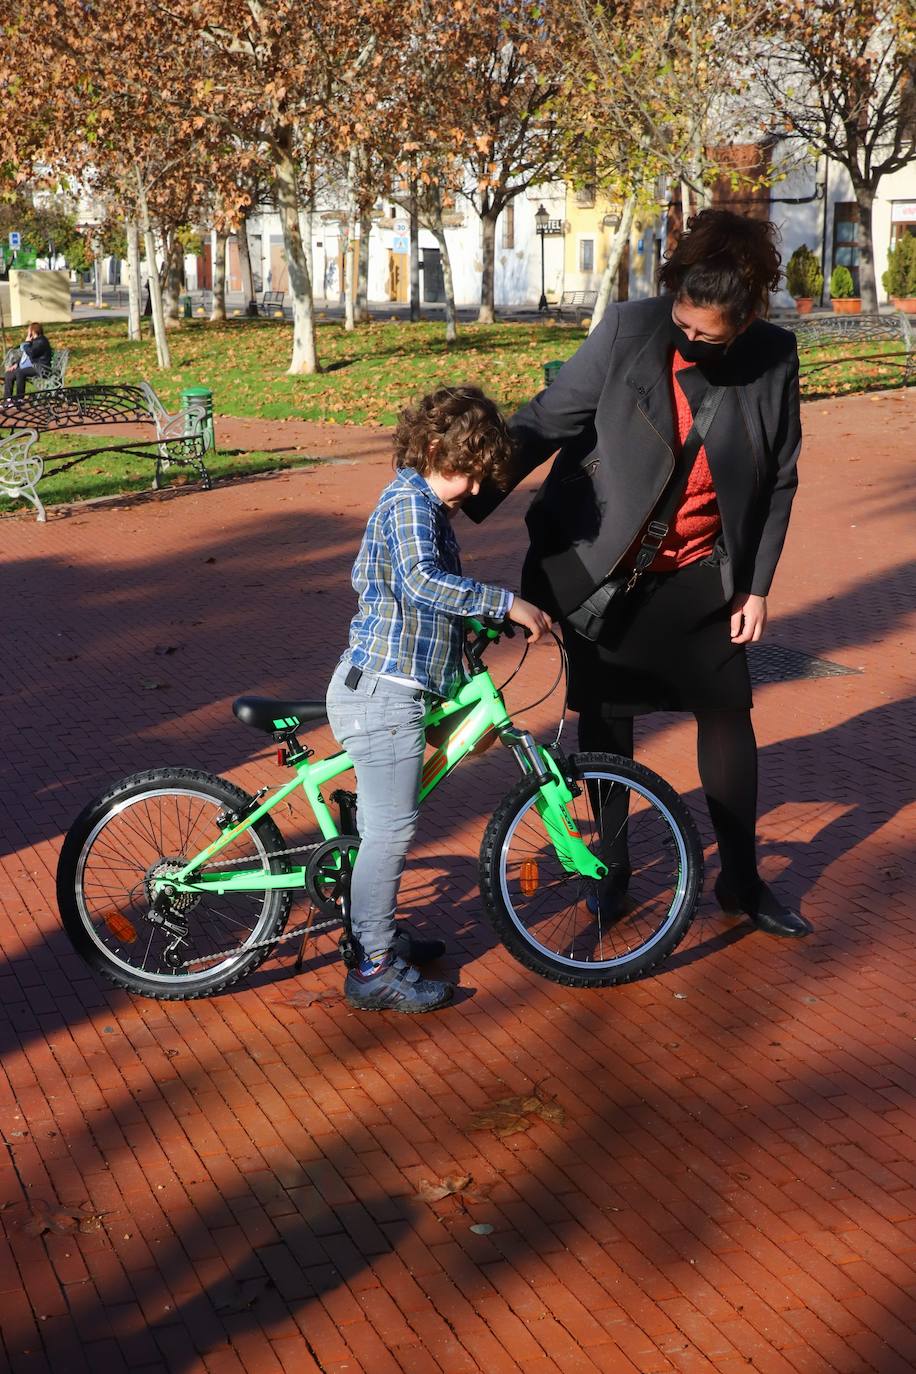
[501,730,607,880]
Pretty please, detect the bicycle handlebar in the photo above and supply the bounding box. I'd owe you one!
[464,615,515,672]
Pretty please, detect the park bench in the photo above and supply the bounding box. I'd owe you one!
[3,346,71,393]
[0,382,212,523]
[791,310,914,386]
[258,290,286,317]
[553,290,599,324]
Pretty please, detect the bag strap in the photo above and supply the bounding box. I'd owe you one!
[631,384,726,575]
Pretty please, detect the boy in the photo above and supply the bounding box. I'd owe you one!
[326,386,552,1013]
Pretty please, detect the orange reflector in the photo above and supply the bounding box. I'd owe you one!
[470,727,498,757]
[519,861,539,896]
[102,911,137,943]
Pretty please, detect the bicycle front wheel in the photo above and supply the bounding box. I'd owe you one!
[56,769,291,1000]
[480,751,702,987]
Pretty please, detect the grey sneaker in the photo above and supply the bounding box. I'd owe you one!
[345,954,454,1013]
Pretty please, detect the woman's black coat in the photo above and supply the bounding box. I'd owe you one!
[466,295,801,619]
[20,335,52,371]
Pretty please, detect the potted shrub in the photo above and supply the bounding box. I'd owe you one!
[829,265,861,314]
[785,245,823,314]
[882,233,916,313]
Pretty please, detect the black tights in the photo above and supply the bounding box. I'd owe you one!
[578,708,759,890]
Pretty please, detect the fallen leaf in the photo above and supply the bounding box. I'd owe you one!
[470,1222,494,1235]
[469,1092,566,1137]
[22,1199,111,1237]
[140,680,168,691]
[285,987,343,1009]
[214,1276,276,1314]
[416,1173,471,1203]
[415,1173,488,1205]
[153,644,182,656]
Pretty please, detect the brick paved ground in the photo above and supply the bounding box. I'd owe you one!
[1,388,914,1373]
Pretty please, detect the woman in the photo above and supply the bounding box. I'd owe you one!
[466,208,809,937]
[4,322,52,400]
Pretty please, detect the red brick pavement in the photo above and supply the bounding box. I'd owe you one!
[0,388,914,1373]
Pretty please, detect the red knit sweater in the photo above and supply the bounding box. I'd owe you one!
[624,351,721,572]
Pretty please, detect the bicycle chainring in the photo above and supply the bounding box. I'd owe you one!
[305,835,361,918]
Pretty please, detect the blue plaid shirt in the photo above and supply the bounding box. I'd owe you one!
[346,467,513,696]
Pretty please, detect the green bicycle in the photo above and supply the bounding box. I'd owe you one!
[56,619,703,999]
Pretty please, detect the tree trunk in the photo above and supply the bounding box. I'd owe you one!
[478,210,498,323]
[429,197,458,344]
[93,248,104,307]
[680,179,692,230]
[126,219,142,341]
[343,145,358,331]
[409,178,420,322]
[210,231,228,322]
[356,211,370,323]
[590,194,637,334]
[297,202,314,297]
[237,211,257,315]
[161,229,183,327]
[273,143,318,374]
[135,171,171,370]
[855,185,877,311]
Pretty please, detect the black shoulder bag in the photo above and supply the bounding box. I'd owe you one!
[566,384,726,642]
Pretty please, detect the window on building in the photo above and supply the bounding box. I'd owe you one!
[890,209,916,248]
[500,203,515,250]
[579,238,595,274]
[832,203,863,293]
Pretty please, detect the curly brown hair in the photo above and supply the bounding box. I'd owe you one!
[659,209,783,326]
[393,386,515,489]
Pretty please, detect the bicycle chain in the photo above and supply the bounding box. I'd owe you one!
[178,838,343,970]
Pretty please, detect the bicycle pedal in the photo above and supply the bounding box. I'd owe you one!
[338,935,361,969]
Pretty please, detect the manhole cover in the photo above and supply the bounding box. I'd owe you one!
[747,643,862,685]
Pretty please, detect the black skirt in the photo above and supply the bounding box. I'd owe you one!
[563,559,752,718]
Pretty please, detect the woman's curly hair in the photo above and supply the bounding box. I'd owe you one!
[659,209,783,326]
[394,385,515,490]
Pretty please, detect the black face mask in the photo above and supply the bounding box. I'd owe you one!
[668,315,732,365]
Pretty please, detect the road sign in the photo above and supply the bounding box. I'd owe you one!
[9,231,20,250]
[393,220,408,235]
[392,235,409,254]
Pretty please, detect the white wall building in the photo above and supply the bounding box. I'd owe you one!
[767,139,916,308]
[157,139,915,314]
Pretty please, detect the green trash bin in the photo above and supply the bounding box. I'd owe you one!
[543,360,564,387]
[181,385,215,453]
[181,295,193,319]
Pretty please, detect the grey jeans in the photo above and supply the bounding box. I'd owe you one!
[325,660,428,956]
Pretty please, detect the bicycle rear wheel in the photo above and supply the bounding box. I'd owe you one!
[56,769,291,1000]
[479,751,702,987]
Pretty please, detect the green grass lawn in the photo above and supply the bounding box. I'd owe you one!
[24,315,588,424]
[4,430,318,510]
[797,339,913,397]
[1,313,910,516]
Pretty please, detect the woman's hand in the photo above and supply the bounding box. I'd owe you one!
[730,592,767,643]
[508,597,553,643]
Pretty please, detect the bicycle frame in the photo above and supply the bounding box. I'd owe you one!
[158,633,607,902]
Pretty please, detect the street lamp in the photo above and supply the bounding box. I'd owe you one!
[535,203,549,312]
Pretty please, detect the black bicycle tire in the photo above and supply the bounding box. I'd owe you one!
[56,768,291,1000]
[479,751,703,987]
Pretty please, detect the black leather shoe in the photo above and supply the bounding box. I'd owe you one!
[393,929,446,964]
[714,875,812,938]
[586,863,631,919]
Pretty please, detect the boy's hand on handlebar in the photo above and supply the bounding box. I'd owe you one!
[508,597,553,643]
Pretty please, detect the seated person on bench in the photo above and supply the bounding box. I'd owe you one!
[4,322,52,400]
